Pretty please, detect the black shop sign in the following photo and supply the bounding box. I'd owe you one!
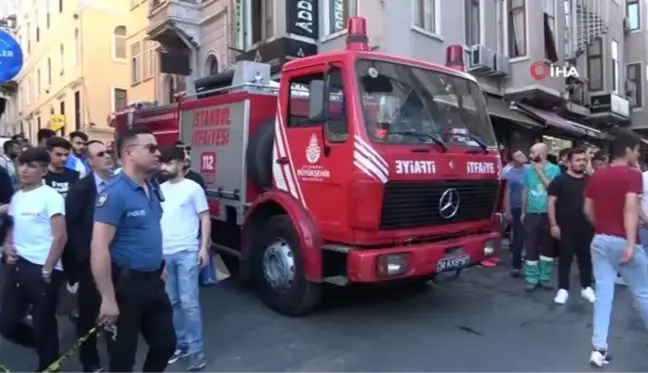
[286,0,320,40]
[236,37,317,74]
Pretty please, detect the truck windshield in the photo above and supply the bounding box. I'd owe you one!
[356,59,496,148]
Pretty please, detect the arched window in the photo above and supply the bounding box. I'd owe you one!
[73,29,79,65]
[59,44,64,75]
[207,55,219,75]
[113,26,127,59]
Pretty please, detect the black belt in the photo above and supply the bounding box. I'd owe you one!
[112,262,164,282]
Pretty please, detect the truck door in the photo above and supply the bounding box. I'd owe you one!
[280,65,352,239]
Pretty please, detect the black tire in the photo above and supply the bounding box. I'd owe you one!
[252,215,321,316]
[246,119,275,191]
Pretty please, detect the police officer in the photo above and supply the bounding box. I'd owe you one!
[90,127,175,372]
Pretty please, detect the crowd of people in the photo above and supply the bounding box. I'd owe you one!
[0,128,211,372]
[501,128,648,367]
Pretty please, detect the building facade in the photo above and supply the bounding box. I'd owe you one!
[625,0,648,131]
[3,0,143,142]
[227,0,633,150]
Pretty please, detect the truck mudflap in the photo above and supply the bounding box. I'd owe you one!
[345,232,500,283]
[242,189,323,281]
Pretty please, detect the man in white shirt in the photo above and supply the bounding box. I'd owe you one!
[159,147,210,371]
[0,147,67,371]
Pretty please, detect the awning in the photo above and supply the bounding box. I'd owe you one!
[641,138,648,146]
[513,103,609,139]
[486,97,543,129]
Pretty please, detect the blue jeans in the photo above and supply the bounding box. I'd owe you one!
[164,250,204,355]
[591,234,648,350]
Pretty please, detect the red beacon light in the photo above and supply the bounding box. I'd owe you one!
[445,45,466,72]
[345,17,370,51]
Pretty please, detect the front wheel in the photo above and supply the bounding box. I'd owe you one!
[252,215,321,316]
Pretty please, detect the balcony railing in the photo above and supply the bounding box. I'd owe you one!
[149,0,198,13]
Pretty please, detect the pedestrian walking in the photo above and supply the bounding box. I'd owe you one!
[0,139,20,191]
[159,147,210,371]
[64,140,113,373]
[0,147,67,371]
[37,129,56,148]
[66,131,90,177]
[584,129,648,367]
[557,148,569,173]
[44,137,80,198]
[522,143,561,291]
[547,147,595,304]
[90,127,175,372]
[502,148,528,277]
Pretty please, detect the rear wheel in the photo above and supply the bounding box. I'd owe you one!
[252,215,321,316]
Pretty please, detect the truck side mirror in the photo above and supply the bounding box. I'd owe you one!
[308,79,329,123]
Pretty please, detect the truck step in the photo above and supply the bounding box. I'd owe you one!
[322,244,352,253]
[323,275,349,286]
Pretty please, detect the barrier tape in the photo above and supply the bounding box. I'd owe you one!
[0,326,100,372]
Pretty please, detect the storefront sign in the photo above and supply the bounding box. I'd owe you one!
[331,0,347,33]
[590,93,630,119]
[0,29,23,84]
[236,37,317,74]
[286,0,320,40]
[233,0,245,50]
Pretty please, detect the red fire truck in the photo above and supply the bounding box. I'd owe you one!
[110,17,502,316]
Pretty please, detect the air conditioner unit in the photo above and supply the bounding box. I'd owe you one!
[468,45,495,73]
[488,52,510,77]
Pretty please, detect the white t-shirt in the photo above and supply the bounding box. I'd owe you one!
[160,178,209,255]
[642,171,648,216]
[9,185,65,270]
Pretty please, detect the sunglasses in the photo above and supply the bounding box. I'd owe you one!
[143,143,160,154]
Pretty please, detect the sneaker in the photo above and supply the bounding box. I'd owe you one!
[589,349,611,367]
[581,287,596,303]
[168,347,188,364]
[187,353,207,371]
[554,289,569,304]
[510,269,521,278]
[615,275,627,286]
[525,283,537,292]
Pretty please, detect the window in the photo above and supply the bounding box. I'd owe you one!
[251,0,274,43]
[26,23,31,53]
[626,63,642,108]
[326,0,358,35]
[587,39,603,91]
[113,26,127,59]
[59,100,66,135]
[59,0,63,13]
[47,58,52,86]
[73,29,79,66]
[37,69,41,97]
[74,90,81,130]
[37,116,41,130]
[59,44,64,75]
[543,0,558,61]
[508,0,527,57]
[143,40,154,80]
[465,0,480,46]
[131,42,141,84]
[612,40,619,93]
[287,69,348,141]
[413,0,438,34]
[35,10,40,42]
[113,88,128,111]
[46,0,50,28]
[27,78,32,103]
[564,0,573,58]
[207,55,219,74]
[627,0,640,31]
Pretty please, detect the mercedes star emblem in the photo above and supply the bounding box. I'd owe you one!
[438,188,460,219]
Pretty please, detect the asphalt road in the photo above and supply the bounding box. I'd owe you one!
[1,255,647,372]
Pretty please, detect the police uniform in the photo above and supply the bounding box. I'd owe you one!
[94,172,175,372]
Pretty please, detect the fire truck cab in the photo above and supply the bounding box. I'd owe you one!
[112,17,502,316]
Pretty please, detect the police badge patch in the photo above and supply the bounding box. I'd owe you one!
[96,193,108,207]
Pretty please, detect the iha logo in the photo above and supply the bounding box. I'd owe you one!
[529,61,580,80]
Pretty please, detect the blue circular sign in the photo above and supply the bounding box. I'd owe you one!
[0,28,23,84]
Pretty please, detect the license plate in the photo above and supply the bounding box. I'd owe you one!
[437,255,471,273]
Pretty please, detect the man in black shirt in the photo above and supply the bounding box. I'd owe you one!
[548,147,595,305]
[44,137,80,198]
